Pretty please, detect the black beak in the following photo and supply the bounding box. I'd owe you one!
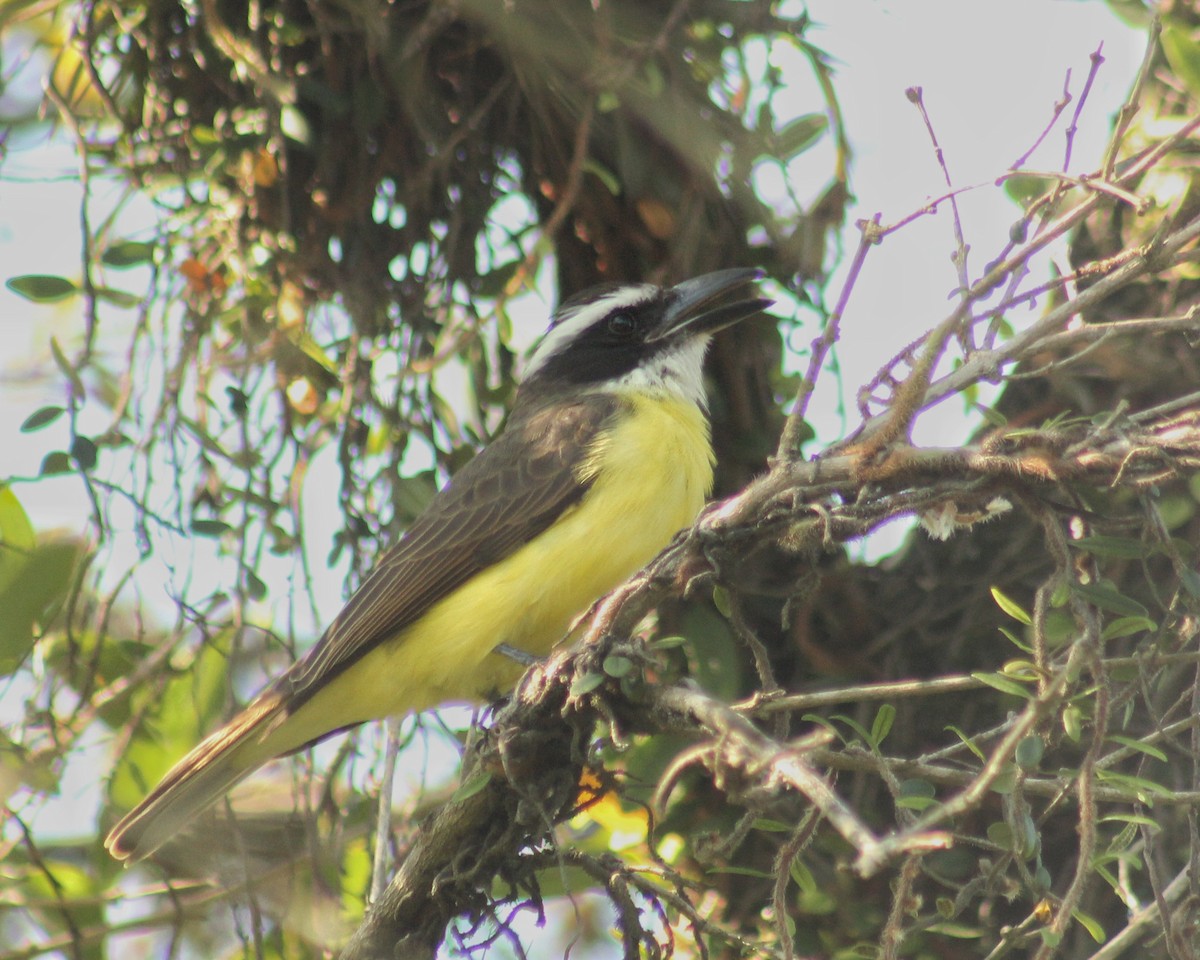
[648,268,773,343]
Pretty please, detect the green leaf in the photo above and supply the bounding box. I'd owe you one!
[242,565,268,600]
[582,158,621,195]
[39,452,72,476]
[94,286,143,309]
[1071,582,1149,619]
[1072,908,1106,944]
[6,274,77,303]
[1095,769,1173,802]
[1106,734,1167,763]
[896,778,936,812]
[1098,812,1161,831]
[971,671,1033,700]
[570,670,606,697]
[987,820,1015,851]
[1180,568,1200,599]
[990,586,1032,624]
[1161,22,1200,99]
[989,764,1018,795]
[596,91,620,114]
[997,625,1032,653]
[49,337,85,395]
[1015,736,1044,770]
[1101,616,1157,641]
[789,857,817,892]
[101,239,156,268]
[0,486,35,596]
[710,584,732,619]
[1068,535,1151,559]
[476,260,522,298]
[191,519,233,537]
[69,436,97,472]
[774,113,827,159]
[602,655,634,678]
[1003,174,1054,205]
[1062,704,1084,743]
[0,540,81,674]
[944,724,985,761]
[870,704,896,747]
[831,713,874,748]
[976,404,1009,428]
[752,818,792,833]
[451,769,492,802]
[20,406,65,433]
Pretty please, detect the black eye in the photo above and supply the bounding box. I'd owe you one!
[607,312,636,337]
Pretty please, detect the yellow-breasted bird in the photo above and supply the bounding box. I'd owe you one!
[106,268,771,861]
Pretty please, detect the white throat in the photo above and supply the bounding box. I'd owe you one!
[604,335,711,408]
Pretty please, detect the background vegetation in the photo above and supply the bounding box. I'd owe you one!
[3,1,1200,958]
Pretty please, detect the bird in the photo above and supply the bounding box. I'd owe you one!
[105,268,772,861]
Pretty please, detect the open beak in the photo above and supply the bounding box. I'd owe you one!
[649,268,773,343]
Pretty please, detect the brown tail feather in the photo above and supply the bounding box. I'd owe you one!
[105,694,285,862]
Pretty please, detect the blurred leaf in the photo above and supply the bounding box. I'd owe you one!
[69,436,97,471]
[476,260,523,298]
[1072,909,1106,944]
[1003,174,1053,205]
[191,519,233,537]
[752,818,792,833]
[6,274,77,303]
[0,540,82,674]
[1015,736,1044,770]
[101,239,156,268]
[1100,616,1156,640]
[944,724,985,761]
[1095,769,1173,802]
[107,632,232,809]
[1071,582,1149,619]
[570,670,606,696]
[582,158,621,194]
[49,336,85,395]
[1068,535,1151,559]
[1063,704,1084,743]
[774,112,827,159]
[20,406,65,433]
[971,671,1033,700]
[895,778,936,812]
[39,451,72,476]
[1106,734,1167,763]
[242,564,268,600]
[1161,21,1200,99]
[452,770,492,802]
[94,286,143,308]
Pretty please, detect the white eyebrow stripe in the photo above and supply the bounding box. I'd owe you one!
[524,283,657,378]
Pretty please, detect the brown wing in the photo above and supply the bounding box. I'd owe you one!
[276,393,619,712]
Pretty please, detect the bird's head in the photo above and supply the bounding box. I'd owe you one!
[520,268,772,409]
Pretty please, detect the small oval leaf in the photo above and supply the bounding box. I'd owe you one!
[20,406,65,433]
[69,436,97,471]
[39,451,72,476]
[101,240,156,268]
[6,274,77,303]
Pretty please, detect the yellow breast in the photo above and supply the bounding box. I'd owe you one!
[276,391,713,749]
